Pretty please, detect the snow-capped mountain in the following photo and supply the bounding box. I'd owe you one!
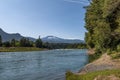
[43,36,62,40]
[42,36,84,43]
[0,28,84,43]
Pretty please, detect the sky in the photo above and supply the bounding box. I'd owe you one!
[0,0,89,40]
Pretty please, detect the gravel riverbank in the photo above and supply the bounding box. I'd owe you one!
[78,53,120,74]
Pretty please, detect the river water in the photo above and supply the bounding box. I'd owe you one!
[0,49,88,80]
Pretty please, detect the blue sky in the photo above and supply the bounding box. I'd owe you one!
[0,0,89,40]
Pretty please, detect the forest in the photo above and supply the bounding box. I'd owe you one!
[85,0,120,53]
[66,1,120,80]
[0,35,86,49]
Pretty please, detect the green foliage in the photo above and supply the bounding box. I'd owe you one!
[0,35,2,47]
[20,38,33,47]
[89,51,102,63]
[111,53,120,59]
[117,45,120,52]
[43,43,86,49]
[66,71,77,80]
[15,41,21,47]
[66,69,120,80]
[11,39,16,47]
[85,0,120,53]
[85,32,94,48]
[0,36,86,49]
[103,0,120,17]
[2,41,11,47]
[106,48,113,55]
[35,37,43,48]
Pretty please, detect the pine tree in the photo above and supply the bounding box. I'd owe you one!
[0,35,2,47]
[11,39,16,47]
[35,36,43,48]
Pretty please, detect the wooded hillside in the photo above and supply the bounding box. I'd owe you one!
[85,0,120,53]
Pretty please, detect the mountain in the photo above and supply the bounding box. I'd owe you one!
[0,28,36,42]
[0,28,84,43]
[42,36,84,44]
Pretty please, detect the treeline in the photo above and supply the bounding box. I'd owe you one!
[0,35,86,49]
[0,35,42,48]
[43,43,86,49]
[85,0,120,53]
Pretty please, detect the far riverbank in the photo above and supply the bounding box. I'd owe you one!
[0,47,47,52]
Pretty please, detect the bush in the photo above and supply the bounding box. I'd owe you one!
[117,45,120,52]
[2,41,11,47]
[111,53,120,59]
[66,71,77,80]
[89,52,102,63]
[107,48,112,55]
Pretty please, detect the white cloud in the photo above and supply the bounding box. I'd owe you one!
[64,0,89,5]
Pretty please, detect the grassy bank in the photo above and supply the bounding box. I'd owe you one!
[0,47,46,52]
[66,69,120,80]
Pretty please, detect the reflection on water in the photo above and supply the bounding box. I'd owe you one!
[0,49,88,80]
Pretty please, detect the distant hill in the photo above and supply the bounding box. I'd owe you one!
[42,36,84,44]
[0,28,36,42]
[0,28,84,43]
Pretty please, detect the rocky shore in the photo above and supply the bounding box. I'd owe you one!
[75,53,120,80]
[78,53,120,74]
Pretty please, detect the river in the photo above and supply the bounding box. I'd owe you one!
[0,49,88,80]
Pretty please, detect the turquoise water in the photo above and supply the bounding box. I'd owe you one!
[0,49,88,80]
